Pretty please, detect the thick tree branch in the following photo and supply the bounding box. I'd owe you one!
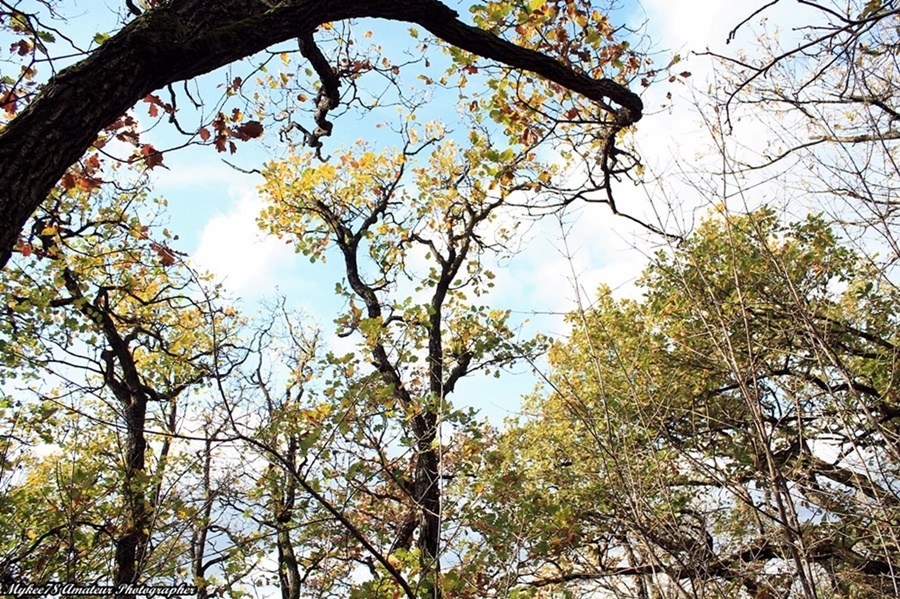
[297,32,341,158]
[0,0,642,268]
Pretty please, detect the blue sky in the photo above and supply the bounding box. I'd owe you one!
[7,0,796,423]
[143,0,781,422]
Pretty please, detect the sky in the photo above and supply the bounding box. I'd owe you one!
[171,0,783,297]
[5,0,804,423]
[137,0,791,423]
[0,4,876,595]
[0,0,820,594]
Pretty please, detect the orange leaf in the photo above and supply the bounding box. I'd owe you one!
[150,242,176,266]
[140,144,164,169]
[78,176,102,191]
[1,90,18,116]
[198,127,211,141]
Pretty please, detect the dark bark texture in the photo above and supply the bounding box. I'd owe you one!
[0,0,642,268]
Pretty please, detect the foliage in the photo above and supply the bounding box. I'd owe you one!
[0,0,656,269]
[479,208,900,598]
[4,1,900,598]
[252,114,550,597]
[0,179,240,587]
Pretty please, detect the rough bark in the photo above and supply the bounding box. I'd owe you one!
[0,0,642,268]
[60,266,151,592]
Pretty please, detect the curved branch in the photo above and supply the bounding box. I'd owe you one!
[0,0,643,268]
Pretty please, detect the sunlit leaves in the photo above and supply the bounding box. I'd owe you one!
[0,189,252,591]
[0,1,59,121]
[256,92,553,591]
[462,0,647,150]
[260,141,407,265]
[470,207,900,596]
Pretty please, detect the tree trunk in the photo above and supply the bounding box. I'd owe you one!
[412,412,441,598]
[114,396,150,593]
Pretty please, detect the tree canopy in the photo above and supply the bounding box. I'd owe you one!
[0,0,644,268]
[1,0,899,598]
[484,208,900,597]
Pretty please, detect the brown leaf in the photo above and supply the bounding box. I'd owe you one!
[198,127,211,142]
[140,144,164,169]
[1,90,18,116]
[212,112,227,132]
[143,94,173,115]
[150,242,176,266]
[233,120,263,140]
[14,40,30,56]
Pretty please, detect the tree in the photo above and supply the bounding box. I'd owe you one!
[0,178,240,589]
[242,119,548,597]
[705,0,900,270]
[0,0,645,270]
[476,207,900,598]
[0,2,659,594]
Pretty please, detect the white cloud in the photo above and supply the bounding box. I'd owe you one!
[473,0,765,336]
[190,186,294,297]
[644,0,738,54]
